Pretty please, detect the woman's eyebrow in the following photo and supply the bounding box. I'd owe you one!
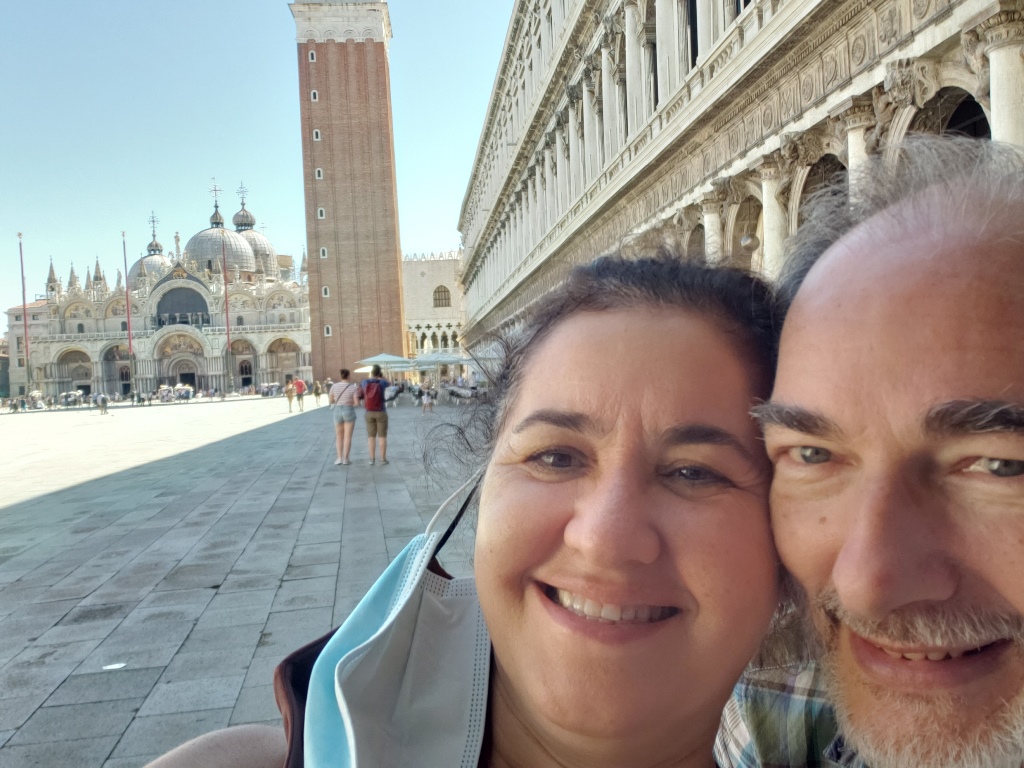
[663,424,759,464]
[512,409,598,435]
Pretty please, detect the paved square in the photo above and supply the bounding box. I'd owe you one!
[0,396,474,767]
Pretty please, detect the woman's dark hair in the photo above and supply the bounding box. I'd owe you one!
[340,368,350,379]
[429,250,779,480]
[371,365,382,377]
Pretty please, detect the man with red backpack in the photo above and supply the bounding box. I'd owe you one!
[358,365,391,465]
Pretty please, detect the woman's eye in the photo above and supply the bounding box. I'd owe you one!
[670,466,728,486]
[790,446,832,465]
[965,457,1024,478]
[531,451,577,469]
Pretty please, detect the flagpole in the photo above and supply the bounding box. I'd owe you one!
[121,232,136,400]
[18,233,32,397]
[221,229,234,393]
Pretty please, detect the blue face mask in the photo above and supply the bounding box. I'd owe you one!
[303,477,491,768]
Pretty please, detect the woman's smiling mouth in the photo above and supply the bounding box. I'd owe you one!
[541,584,680,624]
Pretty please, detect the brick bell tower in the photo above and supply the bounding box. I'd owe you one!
[290,1,407,381]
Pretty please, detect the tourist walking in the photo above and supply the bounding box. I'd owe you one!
[312,380,322,407]
[284,376,295,413]
[328,370,359,465]
[294,377,306,412]
[358,365,390,465]
[420,387,434,414]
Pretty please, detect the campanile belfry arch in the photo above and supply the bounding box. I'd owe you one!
[290,1,407,380]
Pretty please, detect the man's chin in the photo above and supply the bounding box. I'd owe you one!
[822,643,1024,768]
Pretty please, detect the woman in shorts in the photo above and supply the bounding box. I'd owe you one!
[328,370,359,465]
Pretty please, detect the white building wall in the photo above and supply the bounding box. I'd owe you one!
[459,0,1013,343]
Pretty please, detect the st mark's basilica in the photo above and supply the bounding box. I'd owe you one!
[8,194,311,398]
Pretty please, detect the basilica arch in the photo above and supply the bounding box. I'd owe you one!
[53,348,93,396]
[153,328,213,391]
[101,344,132,396]
[265,337,304,385]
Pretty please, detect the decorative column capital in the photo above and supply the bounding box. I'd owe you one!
[977,10,1024,49]
[753,154,783,182]
[829,95,876,131]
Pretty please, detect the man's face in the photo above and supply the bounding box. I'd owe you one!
[763,222,1024,768]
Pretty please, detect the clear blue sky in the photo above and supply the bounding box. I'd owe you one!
[0,0,514,315]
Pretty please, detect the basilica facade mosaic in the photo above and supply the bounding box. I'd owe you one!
[458,0,1016,342]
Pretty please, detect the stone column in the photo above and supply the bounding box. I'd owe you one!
[602,41,620,159]
[701,194,724,264]
[543,142,556,227]
[723,0,737,32]
[582,85,599,182]
[656,0,676,101]
[829,96,876,174]
[980,13,1024,147]
[532,163,544,242]
[625,1,644,137]
[696,0,714,62]
[567,95,583,199]
[555,122,569,211]
[755,158,788,280]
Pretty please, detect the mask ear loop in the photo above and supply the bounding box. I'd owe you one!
[425,468,484,558]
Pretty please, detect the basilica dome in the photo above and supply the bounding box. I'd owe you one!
[127,253,170,290]
[238,230,279,279]
[183,204,256,274]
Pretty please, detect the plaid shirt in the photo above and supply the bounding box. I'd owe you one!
[714,661,866,768]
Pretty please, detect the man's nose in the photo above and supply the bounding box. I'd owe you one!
[831,469,959,621]
[563,461,661,567]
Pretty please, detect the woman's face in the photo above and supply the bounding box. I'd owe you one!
[475,308,778,746]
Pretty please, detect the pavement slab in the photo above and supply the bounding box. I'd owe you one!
[0,397,467,765]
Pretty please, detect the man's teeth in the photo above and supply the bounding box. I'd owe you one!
[556,589,667,623]
[878,647,969,661]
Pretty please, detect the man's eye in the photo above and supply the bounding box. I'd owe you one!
[966,458,1024,478]
[790,446,832,465]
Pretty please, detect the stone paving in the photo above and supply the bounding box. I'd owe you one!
[0,397,471,767]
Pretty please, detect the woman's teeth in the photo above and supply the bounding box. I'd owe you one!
[554,588,673,624]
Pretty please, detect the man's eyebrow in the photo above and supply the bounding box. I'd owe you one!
[663,424,759,464]
[926,399,1024,435]
[511,409,597,435]
[750,402,843,439]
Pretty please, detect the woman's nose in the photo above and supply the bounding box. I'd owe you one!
[563,462,661,567]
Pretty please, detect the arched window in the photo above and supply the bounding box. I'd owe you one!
[324,325,333,337]
[311,90,319,102]
[236,316,244,327]
[315,168,323,179]
[313,129,321,141]
[119,366,131,382]
[433,285,451,308]
[320,247,328,258]
[322,286,330,297]
[239,360,253,376]
[120,321,128,332]
[308,50,316,62]
[77,323,85,334]
[317,208,326,219]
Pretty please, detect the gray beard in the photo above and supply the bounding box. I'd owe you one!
[821,646,1024,768]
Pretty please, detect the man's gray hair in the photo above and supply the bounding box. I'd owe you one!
[778,135,1024,311]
